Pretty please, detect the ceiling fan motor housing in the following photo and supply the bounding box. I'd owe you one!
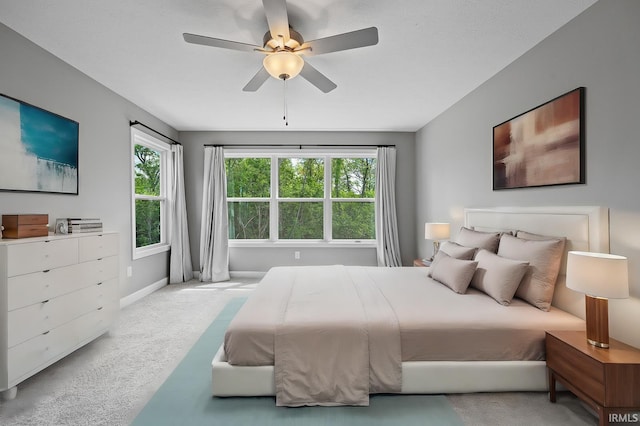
[263,28,304,51]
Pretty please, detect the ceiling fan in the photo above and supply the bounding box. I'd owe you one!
[183,0,379,93]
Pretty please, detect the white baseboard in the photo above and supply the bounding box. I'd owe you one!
[230,271,266,280]
[192,270,265,281]
[120,278,168,309]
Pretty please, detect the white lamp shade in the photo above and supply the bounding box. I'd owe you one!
[263,52,304,80]
[424,223,450,241]
[566,251,629,299]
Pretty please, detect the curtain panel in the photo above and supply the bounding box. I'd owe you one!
[375,147,402,267]
[169,144,194,283]
[199,146,230,282]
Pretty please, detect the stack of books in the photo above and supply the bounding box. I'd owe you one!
[60,218,103,234]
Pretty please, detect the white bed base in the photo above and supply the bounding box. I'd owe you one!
[212,206,608,397]
[212,346,548,396]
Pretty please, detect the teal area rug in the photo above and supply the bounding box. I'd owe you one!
[132,297,464,426]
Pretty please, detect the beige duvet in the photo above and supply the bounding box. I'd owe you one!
[224,265,584,406]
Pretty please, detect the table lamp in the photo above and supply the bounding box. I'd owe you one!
[424,223,450,260]
[566,251,629,349]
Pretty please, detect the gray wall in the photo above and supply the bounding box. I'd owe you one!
[415,0,640,346]
[180,131,416,271]
[0,23,175,298]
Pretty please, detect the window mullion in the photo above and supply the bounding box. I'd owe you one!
[270,154,278,242]
[324,154,332,242]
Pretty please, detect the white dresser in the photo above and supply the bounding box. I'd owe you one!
[0,232,119,400]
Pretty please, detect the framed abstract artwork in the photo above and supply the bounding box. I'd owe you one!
[493,87,585,190]
[0,93,79,194]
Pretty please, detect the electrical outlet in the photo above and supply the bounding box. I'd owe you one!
[126,266,133,277]
[294,251,300,260]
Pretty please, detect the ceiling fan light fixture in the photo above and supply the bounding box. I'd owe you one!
[263,51,304,80]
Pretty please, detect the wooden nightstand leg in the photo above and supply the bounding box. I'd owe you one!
[548,369,557,403]
[598,406,608,426]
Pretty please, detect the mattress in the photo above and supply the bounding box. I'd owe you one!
[224,266,585,365]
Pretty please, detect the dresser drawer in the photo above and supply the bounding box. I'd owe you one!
[547,334,605,403]
[78,234,118,263]
[75,303,116,343]
[7,319,79,384]
[8,286,98,348]
[7,263,84,310]
[95,278,119,307]
[7,239,78,277]
[78,256,118,285]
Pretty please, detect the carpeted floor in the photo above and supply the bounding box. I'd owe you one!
[0,278,598,426]
[132,297,464,426]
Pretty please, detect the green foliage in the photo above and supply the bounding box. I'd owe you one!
[135,199,161,247]
[279,202,323,239]
[135,145,160,196]
[228,202,269,239]
[332,202,375,239]
[279,158,324,198]
[226,158,270,197]
[225,155,377,240]
[134,145,162,248]
[331,158,376,198]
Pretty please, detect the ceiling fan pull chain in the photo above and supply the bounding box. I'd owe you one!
[283,78,288,126]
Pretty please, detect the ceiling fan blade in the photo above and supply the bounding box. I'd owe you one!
[299,62,337,93]
[301,27,378,56]
[183,33,260,53]
[243,67,271,92]
[263,0,290,43]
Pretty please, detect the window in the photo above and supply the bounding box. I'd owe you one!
[131,128,171,258]
[225,150,376,245]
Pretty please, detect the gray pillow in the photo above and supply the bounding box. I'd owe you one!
[470,249,529,305]
[456,227,501,253]
[498,233,566,311]
[430,252,478,294]
[439,241,476,260]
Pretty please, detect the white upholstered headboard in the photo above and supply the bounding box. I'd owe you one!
[464,206,610,318]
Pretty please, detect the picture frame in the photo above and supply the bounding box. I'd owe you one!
[0,93,79,195]
[493,87,585,190]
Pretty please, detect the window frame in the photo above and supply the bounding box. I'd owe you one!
[225,148,376,247]
[131,128,172,259]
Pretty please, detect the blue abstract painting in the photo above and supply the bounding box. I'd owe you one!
[0,94,79,194]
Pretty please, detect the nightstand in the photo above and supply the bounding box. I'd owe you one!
[545,330,640,426]
[413,258,432,267]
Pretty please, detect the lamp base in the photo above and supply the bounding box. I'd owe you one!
[585,295,609,349]
[429,241,441,261]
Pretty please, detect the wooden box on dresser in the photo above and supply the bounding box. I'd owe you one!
[0,232,119,400]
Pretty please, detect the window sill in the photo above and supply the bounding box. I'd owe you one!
[229,241,376,249]
[133,243,170,260]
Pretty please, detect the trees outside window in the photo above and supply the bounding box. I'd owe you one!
[131,128,170,258]
[225,151,375,243]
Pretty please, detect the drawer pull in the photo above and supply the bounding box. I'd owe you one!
[97,282,103,286]
[42,331,50,335]
[97,306,104,311]
[42,299,50,304]
[43,269,50,273]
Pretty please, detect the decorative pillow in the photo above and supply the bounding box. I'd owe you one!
[426,250,447,277]
[498,233,566,311]
[470,249,529,305]
[429,252,478,294]
[439,241,476,260]
[456,227,501,253]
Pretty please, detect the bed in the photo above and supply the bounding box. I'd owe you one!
[211,206,609,405]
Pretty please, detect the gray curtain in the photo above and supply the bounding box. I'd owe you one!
[169,144,194,283]
[375,147,402,267]
[199,146,230,282]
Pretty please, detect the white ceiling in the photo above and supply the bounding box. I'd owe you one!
[0,0,597,132]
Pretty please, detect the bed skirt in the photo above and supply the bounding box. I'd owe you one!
[211,345,549,397]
